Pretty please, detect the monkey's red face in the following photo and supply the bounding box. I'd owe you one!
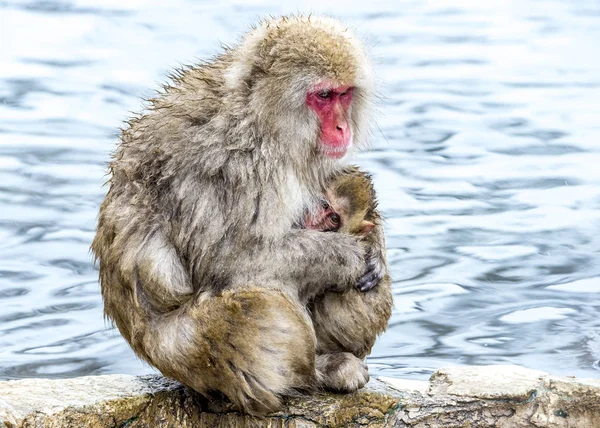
[306,85,354,159]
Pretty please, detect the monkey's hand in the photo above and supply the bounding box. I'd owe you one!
[355,214,388,292]
[356,247,385,292]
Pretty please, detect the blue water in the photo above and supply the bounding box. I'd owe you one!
[1,0,599,381]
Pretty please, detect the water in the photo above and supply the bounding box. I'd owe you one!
[1,0,599,381]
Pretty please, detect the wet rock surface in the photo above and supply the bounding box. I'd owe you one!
[1,365,598,427]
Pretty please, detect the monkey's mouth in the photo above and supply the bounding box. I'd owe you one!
[321,145,349,159]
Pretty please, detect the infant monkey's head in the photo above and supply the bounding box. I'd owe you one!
[305,173,375,237]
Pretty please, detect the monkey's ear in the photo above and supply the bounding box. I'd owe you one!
[359,220,375,236]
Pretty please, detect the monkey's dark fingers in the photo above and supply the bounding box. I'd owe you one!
[357,269,381,292]
[356,256,383,292]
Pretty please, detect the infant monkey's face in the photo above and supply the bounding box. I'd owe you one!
[304,198,342,232]
[304,190,375,237]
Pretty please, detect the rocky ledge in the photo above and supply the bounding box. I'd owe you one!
[1,365,598,427]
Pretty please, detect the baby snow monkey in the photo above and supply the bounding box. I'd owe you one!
[304,168,392,362]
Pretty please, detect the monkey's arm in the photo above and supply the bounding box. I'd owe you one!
[257,229,366,300]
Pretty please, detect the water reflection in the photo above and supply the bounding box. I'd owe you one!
[1,0,599,381]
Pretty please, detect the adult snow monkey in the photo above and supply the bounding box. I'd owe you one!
[92,15,392,415]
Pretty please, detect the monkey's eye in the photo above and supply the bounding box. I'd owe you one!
[317,90,332,99]
[330,213,340,225]
[340,87,353,97]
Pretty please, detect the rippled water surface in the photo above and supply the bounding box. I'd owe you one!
[1,0,600,381]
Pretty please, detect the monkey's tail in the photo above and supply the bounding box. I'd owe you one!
[142,287,317,415]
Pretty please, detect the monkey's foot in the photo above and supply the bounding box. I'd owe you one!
[316,352,370,393]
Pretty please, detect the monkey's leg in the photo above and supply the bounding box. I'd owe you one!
[311,274,393,359]
[138,288,317,415]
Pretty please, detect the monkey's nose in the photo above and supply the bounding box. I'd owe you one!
[336,121,349,134]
